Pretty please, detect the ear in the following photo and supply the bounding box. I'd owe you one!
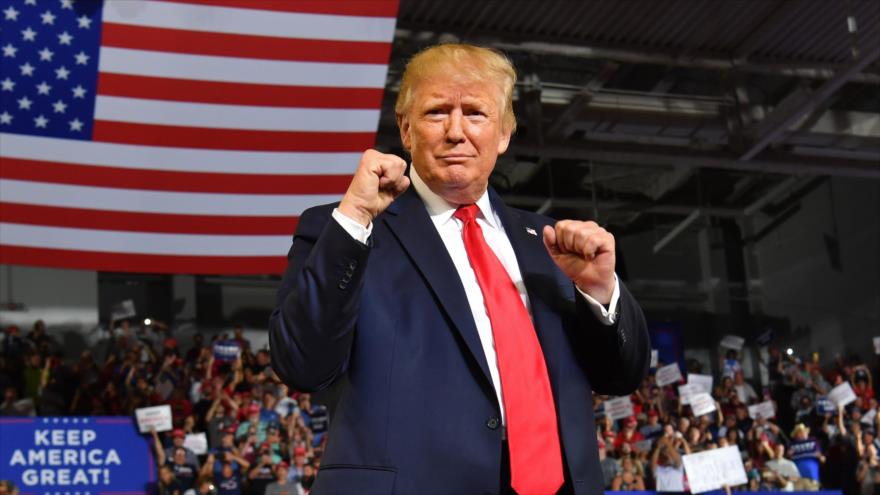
[397,113,412,152]
[497,126,512,155]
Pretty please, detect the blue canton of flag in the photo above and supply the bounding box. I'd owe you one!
[1,0,103,139]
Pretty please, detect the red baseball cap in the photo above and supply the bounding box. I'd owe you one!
[172,429,185,438]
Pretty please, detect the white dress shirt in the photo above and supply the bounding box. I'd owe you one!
[331,166,621,424]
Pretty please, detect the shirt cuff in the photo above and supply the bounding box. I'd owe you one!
[332,208,372,245]
[575,273,620,326]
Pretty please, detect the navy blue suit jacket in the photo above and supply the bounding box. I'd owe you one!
[269,186,650,495]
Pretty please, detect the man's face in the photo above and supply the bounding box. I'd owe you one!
[398,71,511,205]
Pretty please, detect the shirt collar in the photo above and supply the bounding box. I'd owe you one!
[409,164,497,229]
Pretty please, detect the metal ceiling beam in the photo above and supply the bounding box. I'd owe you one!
[545,61,619,139]
[404,34,880,84]
[501,196,743,218]
[739,42,880,161]
[510,141,880,178]
[653,209,702,253]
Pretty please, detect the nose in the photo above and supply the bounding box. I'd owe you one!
[445,109,465,143]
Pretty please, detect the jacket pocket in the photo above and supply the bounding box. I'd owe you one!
[313,464,397,495]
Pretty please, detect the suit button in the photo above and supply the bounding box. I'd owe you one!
[486,417,500,430]
[348,261,357,270]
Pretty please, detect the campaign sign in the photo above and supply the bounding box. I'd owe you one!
[656,363,683,386]
[134,405,172,434]
[748,400,776,420]
[212,340,241,362]
[720,335,745,351]
[690,393,717,417]
[688,373,714,394]
[828,382,857,408]
[682,445,747,493]
[605,396,634,421]
[0,417,155,493]
[678,384,701,405]
[816,396,836,414]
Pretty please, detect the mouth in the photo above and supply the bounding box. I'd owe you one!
[437,154,474,163]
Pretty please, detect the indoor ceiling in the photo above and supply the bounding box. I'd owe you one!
[375,0,880,233]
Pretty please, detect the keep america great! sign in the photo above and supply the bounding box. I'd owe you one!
[0,417,154,492]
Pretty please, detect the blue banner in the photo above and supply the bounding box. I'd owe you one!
[0,417,155,494]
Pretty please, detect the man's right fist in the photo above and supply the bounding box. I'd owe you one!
[338,149,410,227]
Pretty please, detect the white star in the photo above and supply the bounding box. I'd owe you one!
[77,15,91,29]
[2,44,16,57]
[40,10,55,25]
[58,31,72,45]
[22,27,37,41]
[72,85,86,98]
[35,115,49,128]
[62,418,69,423]
[25,0,37,5]
[20,62,35,76]
[3,6,19,21]
[55,66,69,79]
[38,47,53,61]
[36,81,51,95]
[18,96,33,110]
[74,51,89,65]
[60,0,74,10]
[1,78,14,91]
[0,112,13,125]
[52,99,66,113]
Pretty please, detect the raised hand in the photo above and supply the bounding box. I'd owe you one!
[542,220,616,304]
[338,149,410,227]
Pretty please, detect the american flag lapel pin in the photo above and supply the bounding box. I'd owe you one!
[525,227,537,236]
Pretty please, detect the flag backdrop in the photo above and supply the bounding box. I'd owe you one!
[0,0,398,274]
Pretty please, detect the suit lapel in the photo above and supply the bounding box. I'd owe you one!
[382,188,494,388]
[490,189,565,396]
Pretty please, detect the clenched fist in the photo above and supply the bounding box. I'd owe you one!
[542,220,616,304]
[338,149,410,227]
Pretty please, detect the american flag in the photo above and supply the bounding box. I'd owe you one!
[0,0,398,274]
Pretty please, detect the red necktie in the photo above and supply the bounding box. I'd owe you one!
[454,204,564,495]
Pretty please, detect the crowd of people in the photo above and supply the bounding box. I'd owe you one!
[2,318,879,495]
[1,319,326,495]
[596,348,880,494]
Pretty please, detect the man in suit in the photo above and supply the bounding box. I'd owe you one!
[270,43,650,495]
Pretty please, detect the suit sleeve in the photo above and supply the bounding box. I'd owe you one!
[268,205,370,392]
[576,280,650,396]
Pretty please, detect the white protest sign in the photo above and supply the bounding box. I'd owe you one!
[828,381,857,408]
[678,384,701,405]
[688,373,714,394]
[651,349,659,368]
[862,409,877,425]
[682,445,748,493]
[134,405,173,433]
[183,432,208,455]
[690,392,717,417]
[111,299,136,321]
[656,363,683,386]
[874,337,880,355]
[720,335,745,351]
[748,400,776,420]
[605,396,634,421]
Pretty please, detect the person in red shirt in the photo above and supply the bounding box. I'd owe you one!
[615,416,645,452]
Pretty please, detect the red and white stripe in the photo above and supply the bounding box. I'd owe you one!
[0,0,398,274]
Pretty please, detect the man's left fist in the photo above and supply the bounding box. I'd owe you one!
[542,220,616,304]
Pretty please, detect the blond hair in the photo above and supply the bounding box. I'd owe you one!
[395,43,517,133]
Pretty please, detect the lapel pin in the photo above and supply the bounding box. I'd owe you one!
[525,227,537,236]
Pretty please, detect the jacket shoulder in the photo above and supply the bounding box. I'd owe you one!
[293,202,340,238]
